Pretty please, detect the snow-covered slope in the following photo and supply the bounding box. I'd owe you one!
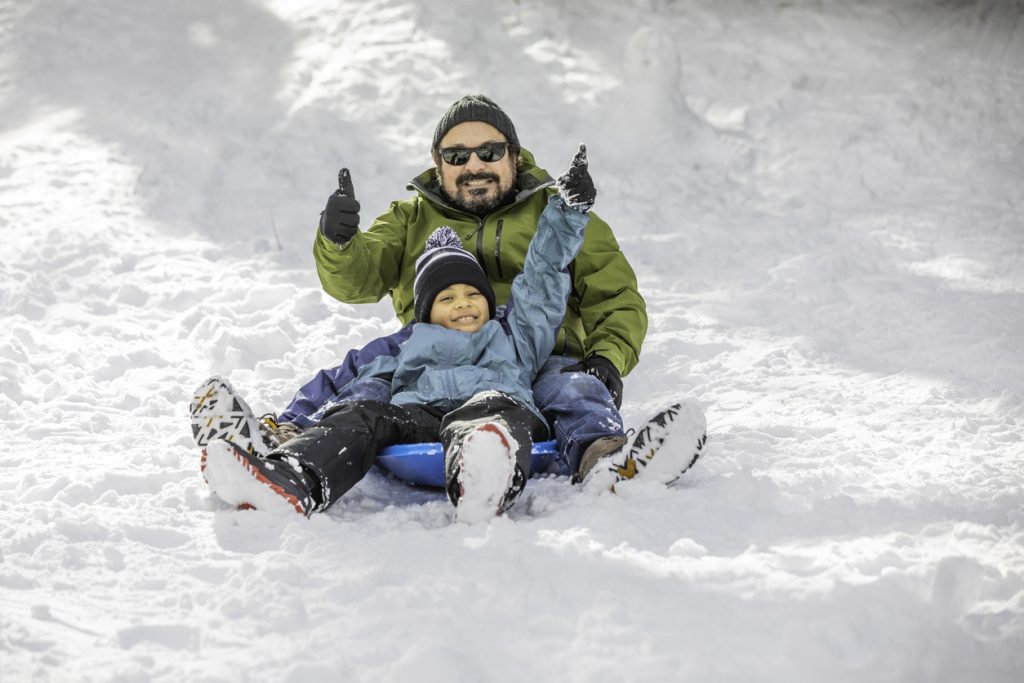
[2,1,1022,681]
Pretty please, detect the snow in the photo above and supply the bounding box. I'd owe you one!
[1,0,1023,681]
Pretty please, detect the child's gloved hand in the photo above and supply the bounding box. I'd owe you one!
[319,168,361,245]
[561,355,622,409]
[557,144,596,213]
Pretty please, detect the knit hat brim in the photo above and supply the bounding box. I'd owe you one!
[432,95,520,152]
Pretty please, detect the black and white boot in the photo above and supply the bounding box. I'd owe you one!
[449,421,525,524]
[584,400,707,491]
[190,376,278,478]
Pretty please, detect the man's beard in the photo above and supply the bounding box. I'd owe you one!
[443,170,517,216]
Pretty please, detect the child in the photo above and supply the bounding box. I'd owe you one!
[194,147,596,522]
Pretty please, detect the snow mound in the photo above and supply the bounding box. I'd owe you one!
[2,1,1023,681]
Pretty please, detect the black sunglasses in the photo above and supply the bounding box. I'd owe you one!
[439,142,509,166]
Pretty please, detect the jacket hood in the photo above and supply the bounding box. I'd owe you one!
[407,147,555,215]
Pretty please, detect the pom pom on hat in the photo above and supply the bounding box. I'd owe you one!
[424,226,463,251]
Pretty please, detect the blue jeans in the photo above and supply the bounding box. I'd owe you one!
[531,355,625,477]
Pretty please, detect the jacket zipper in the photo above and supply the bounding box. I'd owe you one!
[494,219,505,279]
[475,221,488,277]
[462,219,505,279]
[462,219,487,276]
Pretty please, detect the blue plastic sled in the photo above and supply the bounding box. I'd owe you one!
[377,440,558,488]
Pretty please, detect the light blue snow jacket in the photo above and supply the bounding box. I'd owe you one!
[354,196,587,419]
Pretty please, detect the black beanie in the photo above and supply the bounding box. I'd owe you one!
[413,227,496,324]
[431,95,520,152]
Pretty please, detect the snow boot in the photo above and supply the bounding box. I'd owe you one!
[449,421,525,524]
[202,439,317,516]
[573,434,629,484]
[585,400,707,491]
[190,376,279,477]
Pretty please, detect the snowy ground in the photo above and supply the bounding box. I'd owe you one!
[2,0,1023,681]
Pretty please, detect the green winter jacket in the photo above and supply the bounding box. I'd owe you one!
[314,149,647,375]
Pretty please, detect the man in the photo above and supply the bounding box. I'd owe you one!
[314,95,648,480]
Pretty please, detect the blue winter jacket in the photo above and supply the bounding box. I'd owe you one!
[278,196,587,427]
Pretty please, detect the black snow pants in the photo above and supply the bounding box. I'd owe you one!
[269,392,547,512]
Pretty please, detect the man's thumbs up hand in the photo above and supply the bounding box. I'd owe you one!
[337,168,355,198]
[320,167,361,245]
[556,144,596,213]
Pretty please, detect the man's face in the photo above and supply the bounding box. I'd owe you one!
[435,121,518,216]
[428,283,490,333]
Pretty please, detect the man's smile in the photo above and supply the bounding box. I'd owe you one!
[460,178,496,196]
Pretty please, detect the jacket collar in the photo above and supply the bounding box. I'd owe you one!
[407,147,555,219]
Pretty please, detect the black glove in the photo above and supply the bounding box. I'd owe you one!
[561,355,623,409]
[319,168,361,245]
[556,144,596,213]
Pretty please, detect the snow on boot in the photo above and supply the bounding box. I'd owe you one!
[202,439,316,516]
[452,421,524,524]
[190,376,277,477]
[585,400,707,491]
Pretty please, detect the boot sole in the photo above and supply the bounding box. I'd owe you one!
[190,376,270,480]
[455,422,516,524]
[615,400,707,485]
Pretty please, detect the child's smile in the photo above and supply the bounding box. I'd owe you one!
[429,283,490,333]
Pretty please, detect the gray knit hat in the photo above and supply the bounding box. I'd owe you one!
[431,95,520,152]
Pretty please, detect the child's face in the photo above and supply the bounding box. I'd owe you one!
[429,283,490,333]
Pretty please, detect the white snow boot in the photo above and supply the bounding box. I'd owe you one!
[451,421,525,524]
